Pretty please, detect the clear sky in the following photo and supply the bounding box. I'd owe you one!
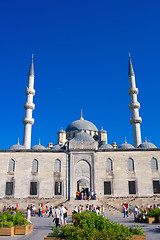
[0,0,160,149]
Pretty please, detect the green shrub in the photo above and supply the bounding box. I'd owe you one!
[49,212,144,240]
[0,210,28,227]
[148,208,160,218]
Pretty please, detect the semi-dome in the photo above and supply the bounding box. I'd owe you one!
[9,144,25,150]
[32,140,46,150]
[9,139,25,150]
[119,142,134,149]
[99,142,113,150]
[66,119,98,132]
[32,145,46,150]
[51,144,66,151]
[138,141,157,149]
[70,131,95,144]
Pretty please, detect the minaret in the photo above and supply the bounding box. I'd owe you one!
[23,54,35,149]
[128,53,142,147]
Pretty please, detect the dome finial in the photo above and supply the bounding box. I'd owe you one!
[80,109,84,120]
[39,139,41,145]
[18,138,19,145]
[125,137,127,143]
[145,137,147,142]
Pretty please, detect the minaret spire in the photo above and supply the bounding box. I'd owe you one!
[128,53,142,147]
[23,54,35,149]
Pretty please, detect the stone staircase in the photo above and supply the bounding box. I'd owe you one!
[64,199,122,215]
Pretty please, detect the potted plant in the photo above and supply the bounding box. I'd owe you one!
[13,211,33,235]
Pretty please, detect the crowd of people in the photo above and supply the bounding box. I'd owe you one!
[122,202,160,222]
[73,203,105,216]
[76,190,97,200]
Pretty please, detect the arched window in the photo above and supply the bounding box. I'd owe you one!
[106,158,113,171]
[128,158,134,171]
[32,159,38,173]
[55,159,61,172]
[151,158,158,170]
[8,159,15,172]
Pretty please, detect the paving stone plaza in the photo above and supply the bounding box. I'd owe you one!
[0,210,160,240]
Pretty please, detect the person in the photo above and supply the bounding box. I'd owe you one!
[46,205,49,215]
[129,205,132,214]
[64,207,68,226]
[32,205,36,216]
[39,204,43,217]
[141,208,147,223]
[55,206,60,227]
[76,190,79,200]
[60,204,66,227]
[123,204,128,218]
[48,206,53,217]
[101,205,105,217]
[74,206,78,214]
[134,206,139,222]
[27,207,32,223]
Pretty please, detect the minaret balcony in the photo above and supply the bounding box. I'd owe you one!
[24,102,35,110]
[130,117,142,124]
[23,117,34,125]
[128,88,138,95]
[25,88,35,96]
[129,102,140,110]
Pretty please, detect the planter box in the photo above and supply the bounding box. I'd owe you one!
[0,226,14,236]
[148,217,155,224]
[14,223,33,235]
[155,216,160,223]
[132,235,146,240]
[44,237,61,240]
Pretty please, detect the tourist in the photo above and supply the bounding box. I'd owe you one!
[55,206,60,227]
[134,206,139,222]
[123,204,128,218]
[45,205,49,215]
[64,207,68,226]
[27,207,32,223]
[76,190,79,200]
[129,204,132,214]
[32,205,36,216]
[101,205,105,217]
[39,204,43,217]
[48,206,53,217]
[60,204,66,227]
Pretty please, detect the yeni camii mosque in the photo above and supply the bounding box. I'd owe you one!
[1,54,160,206]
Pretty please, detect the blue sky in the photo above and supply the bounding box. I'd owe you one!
[0,0,160,149]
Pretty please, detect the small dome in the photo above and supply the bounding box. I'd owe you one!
[119,143,134,149]
[70,131,95,144]
[32,145,46,150]
[66,119,98,132]
[138,141,157,149]
[9,144,25,150]
[9,138,25,150]
[99,142,113,150]
[32,139,46,150]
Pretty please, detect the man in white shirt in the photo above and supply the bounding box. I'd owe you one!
[60,204,66,227]
[55,206,60,227]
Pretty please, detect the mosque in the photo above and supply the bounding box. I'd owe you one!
[0,54,160,202]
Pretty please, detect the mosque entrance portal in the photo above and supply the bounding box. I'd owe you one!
[77,179,89,198]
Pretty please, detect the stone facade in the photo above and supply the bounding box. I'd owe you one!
[0,148,160,202]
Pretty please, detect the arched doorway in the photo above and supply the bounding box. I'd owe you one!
[75,160,91,198]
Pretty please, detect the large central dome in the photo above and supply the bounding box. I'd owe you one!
[66,119,98,132]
